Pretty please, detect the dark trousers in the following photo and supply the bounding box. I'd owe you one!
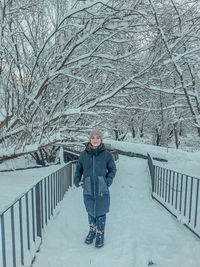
[88,214,106,233]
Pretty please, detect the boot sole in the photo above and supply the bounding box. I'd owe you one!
[95,243,104,248]
[85,240,94,244]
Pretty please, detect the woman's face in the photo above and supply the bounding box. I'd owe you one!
[90,134,102,148]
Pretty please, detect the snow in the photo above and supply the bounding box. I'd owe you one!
[106,139,200,178]
[0,140,200,267]
[0,163,65,214]
[32,156,200,267]
[0,109,6,122]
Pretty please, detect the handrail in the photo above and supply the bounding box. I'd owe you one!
[0,162,72,216]
[147,153,200,239]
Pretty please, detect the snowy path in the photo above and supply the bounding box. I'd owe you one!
[32,156,200,267]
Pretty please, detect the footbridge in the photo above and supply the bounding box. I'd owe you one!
[0,145,200,267]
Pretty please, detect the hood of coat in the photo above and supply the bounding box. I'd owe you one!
[85,142,106,156]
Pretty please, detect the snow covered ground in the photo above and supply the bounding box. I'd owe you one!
[0,163,65,213]
[32,156,200,267]
[107,139,200,178]
[1,140,200,267]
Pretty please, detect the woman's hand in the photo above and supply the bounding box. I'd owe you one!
[79,181,84,186]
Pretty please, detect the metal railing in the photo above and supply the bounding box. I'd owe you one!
[0,143,118,267]
[0,161,77,267]
[147,153,200,239]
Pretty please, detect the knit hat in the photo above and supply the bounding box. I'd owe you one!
[89,128,103,140]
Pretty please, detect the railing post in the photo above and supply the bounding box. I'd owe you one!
[35,183,42,238]
[72,163,75,186]
[11,206,16,267]
[1,214,6,267]
[189,177,194,223]
[194,179,199,228]
[31,188,36,242]
[25,193,30,250]
[147,153,155,195]
[44,178,48,226]
[19,199,24,266]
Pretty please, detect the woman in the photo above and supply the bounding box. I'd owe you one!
[74,129,117,248]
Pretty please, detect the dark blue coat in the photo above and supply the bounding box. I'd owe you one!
[74,143,117,217]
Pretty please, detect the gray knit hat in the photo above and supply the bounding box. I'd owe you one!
[89,128,103,140]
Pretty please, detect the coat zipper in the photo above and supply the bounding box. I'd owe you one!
[93,155,97,216]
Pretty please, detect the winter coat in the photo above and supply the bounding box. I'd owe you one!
[74,143,117,217]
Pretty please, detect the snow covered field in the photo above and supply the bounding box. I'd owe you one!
[32,156,200,267]
[0,164,65,214]
[107,139,200,178]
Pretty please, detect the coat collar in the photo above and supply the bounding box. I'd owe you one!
[85,142,105,156]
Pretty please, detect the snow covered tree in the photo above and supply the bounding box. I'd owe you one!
[1,0,200,162]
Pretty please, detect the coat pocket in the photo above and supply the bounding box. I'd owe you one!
[83,176,92,195]
[98,176,109,196]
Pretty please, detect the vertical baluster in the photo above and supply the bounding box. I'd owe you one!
[171,171,175,206]
[194,179,199,228]
[175,173,179,210]
[154,166,157,194]
[44,178,47,225]
[57,170,60,203]
[64,166,67,194]
[59,170,61,201]
[168,170,171,203]
[159,168,162,197]
[189,177,194,223]
[162,169,165,198]
[57,171,59,203]
[179,174,183,213]
[51,175,53,216]
[62,168,64,199]
[31,188,35,242]
[72,163,74,186]
[70,163,73,187]
[61,168,63,199]
[55,172,58,206]
[35,183,42,238]
[60,168,62,200]
[48,176,50,220]
[70,162,72,186]
[40,181,44,229]
[157,167,160,195]
[26,193,30,250]
[19,199,24,266]
[184,176,188,217]
[63,168,65,198]
[165,169,168,202]
[10,206,16,267]
[67,165,69,192]
[64,167,66,195]
[1,214,6,267]
[53,173,56,209]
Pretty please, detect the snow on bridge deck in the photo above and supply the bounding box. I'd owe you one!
[32,156,200,267]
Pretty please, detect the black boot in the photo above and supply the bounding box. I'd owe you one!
[85,225,96,244]
[95,230,104,248]
[95,215,106,248]
[85,214,96,244]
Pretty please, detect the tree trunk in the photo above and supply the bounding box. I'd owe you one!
[174,123,179,149]
[131,127,136,138]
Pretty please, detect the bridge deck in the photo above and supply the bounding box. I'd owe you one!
[32,155,200,267]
